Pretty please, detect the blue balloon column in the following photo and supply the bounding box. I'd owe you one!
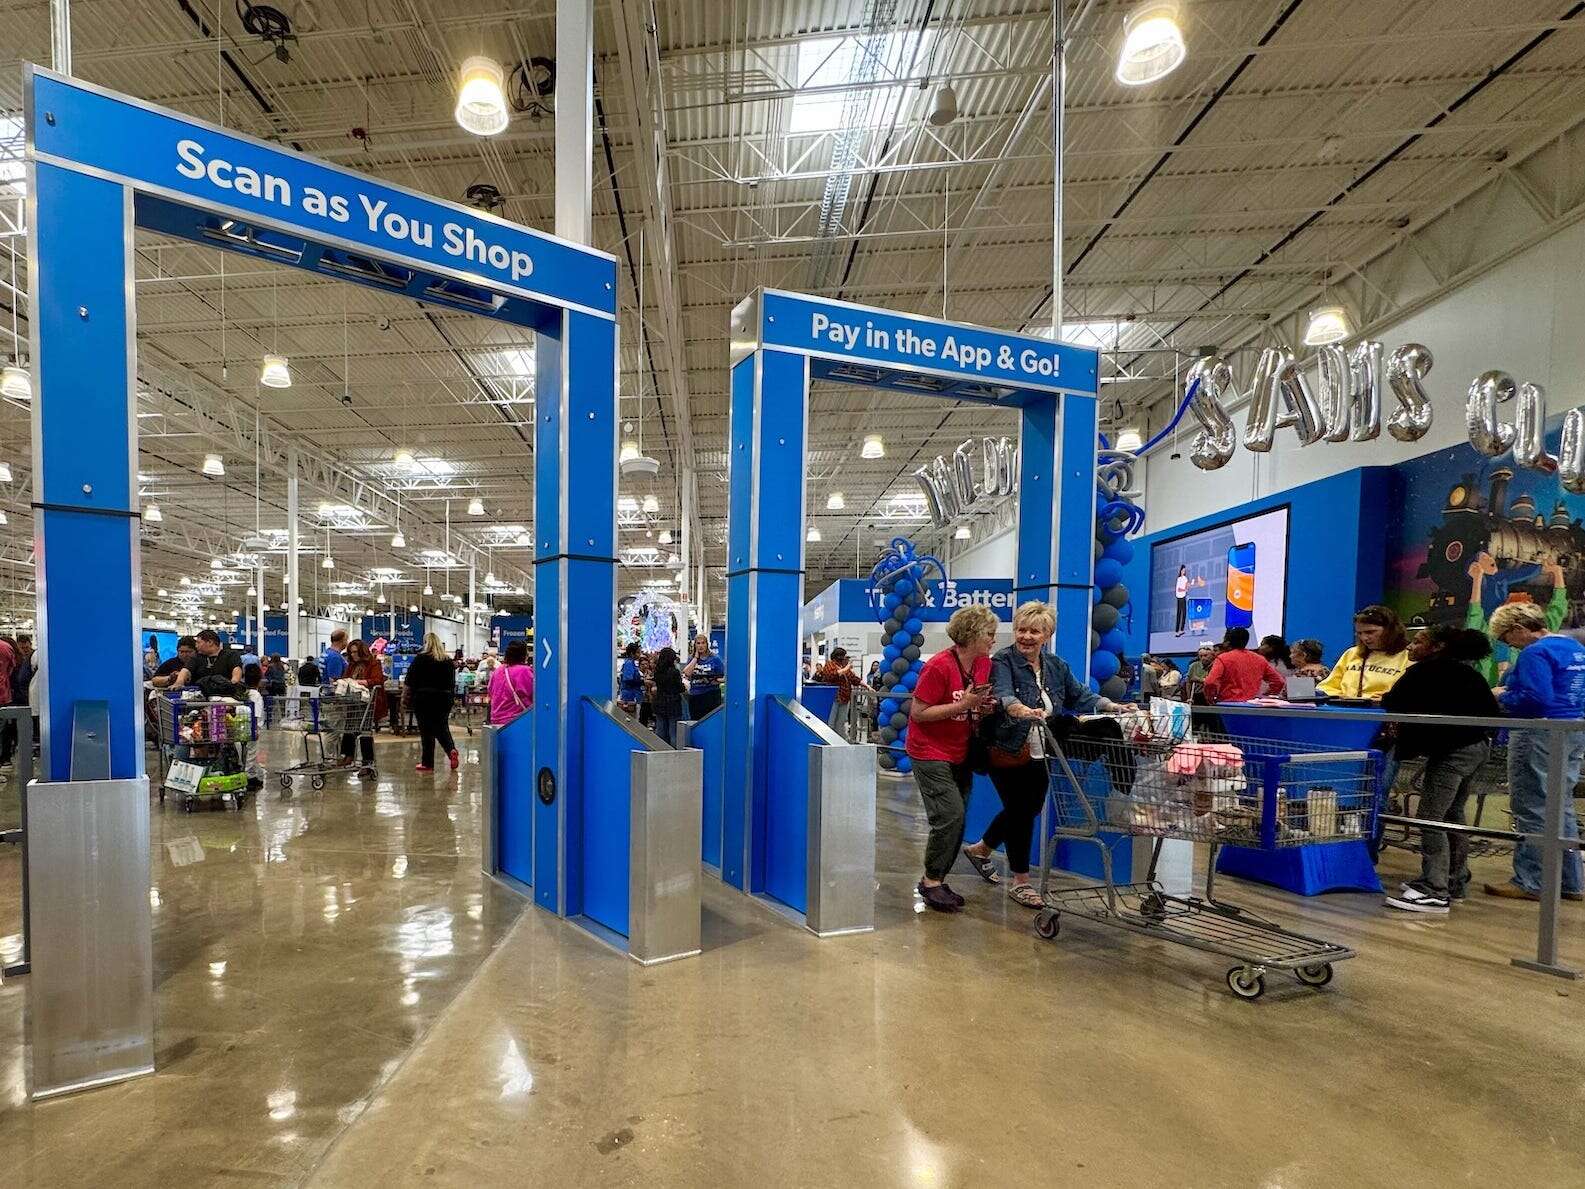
[1092,489,1144,701]
[867,537,946,774]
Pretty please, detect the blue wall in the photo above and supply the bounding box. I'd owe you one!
[1121,468,1391,665]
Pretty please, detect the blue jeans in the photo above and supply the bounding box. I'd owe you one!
[654,715,678,747]
[1508,728,1585,894]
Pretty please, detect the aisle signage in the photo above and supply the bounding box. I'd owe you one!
[749,290,1098,397]
[26,68,617,318]
[803,578,1015,629]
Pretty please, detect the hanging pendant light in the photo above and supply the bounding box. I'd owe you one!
[143,503,163,522]
[514,531,531,546]
[202,454,225,477]
[179,576,191,587]
[806,526,822,542]
[0,364,30,402]
[619,441,640,464]
[423,582,434,596]
[210,556,225,571]
[1115,428,1144,453]
[1116,3,1187,87]
[955,524,973,540]
[259,353,292,389]
[246,584,257,598]
[641,494,660,514]
[322,554,334,570]
[454,56,510,136]
[860,434,885,460]
[394,449,416,470]
[658,530,673,545]
[826,491,845,510]
[468,498,485,516]
[391,530,407,549]
[1302,305,1352,346]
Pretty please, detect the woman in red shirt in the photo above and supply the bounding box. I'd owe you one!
[906,605,999,912]
[1202,626,1286,704]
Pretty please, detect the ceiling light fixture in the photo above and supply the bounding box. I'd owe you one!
[246,584,257,597]
[322,554,334,570]
[156,588,168,598]
[1116,3,1187,87]
[1115,428,1144,453]
[1302,305,1352,346]
[259,353,292,389]
[202,454,225,477]
[454,55,510,137]
[210,556,225,570]
[926,81,958,127]
[806,526,822,542]
[955,525,972,540]
[143,503,163,522]
[514,532,531,546]
[641,494,660,514]
[391,530,407,549]
[467,498,484,516]
[179,576,191,587]
[0,364,30,402]
[658,529,672,545]
[394,449,415,470]
[860,434,885,460]
[826,492,845,510]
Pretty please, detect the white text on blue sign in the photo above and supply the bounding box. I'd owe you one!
[807,310,1061,379]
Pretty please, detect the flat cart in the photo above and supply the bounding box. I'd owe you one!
[1033,716,1376,1000]
[276,690,377,790]
[155,695,258,811]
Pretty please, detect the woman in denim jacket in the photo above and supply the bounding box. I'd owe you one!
[963,602,1125,907]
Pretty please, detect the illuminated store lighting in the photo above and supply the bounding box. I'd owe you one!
[454,56,509,137]
[1116,4,1187,87]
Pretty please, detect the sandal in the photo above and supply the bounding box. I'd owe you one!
[1008,883,1043,909]
[962,847,1001,884]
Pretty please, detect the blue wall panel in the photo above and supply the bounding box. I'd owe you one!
[721,572,753,889]
[690,707,725,868]
[762,701,816,913]
[496,710,535,883]
[578,700,634,938]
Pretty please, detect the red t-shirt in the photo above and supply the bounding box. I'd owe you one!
[905,648,992,763]
[1203,648,1286,704]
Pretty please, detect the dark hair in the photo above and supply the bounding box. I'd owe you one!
[147,634,158,648]
[655,646,678,672]
[1258,635,1289,659]
[15,633,30,646]
[243,662,262,689]
[1354,604,1408,654]
[1223,627,1250,650]
[176,635,196,650]
[1292,638,1323,665]
[623,641,640,658]
[504,640,529,665]
[196,629,221,645]
[829,647,848,663]
[1419,625,1492,663]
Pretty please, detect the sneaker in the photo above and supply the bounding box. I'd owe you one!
[448,749,460,770]
[415,763,434,773]
[1385,885,1449,914]
[1483,882,1540,901]
[1565,891,1584,902]
[916,881,959,912]
[940,882,966,908]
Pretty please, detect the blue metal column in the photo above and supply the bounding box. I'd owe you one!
[721,347,808,893]
[530,307,617,914]
[1015,393,1098,669]
[29,162,142,781]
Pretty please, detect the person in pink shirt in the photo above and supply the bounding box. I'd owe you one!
[1202,627,1286,704]
[488,639,535,727]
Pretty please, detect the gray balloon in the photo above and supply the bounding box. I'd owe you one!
[1092,603,1119,632]
[1100,676,1128,701]
[890,712,908,730]
[878,726,897,744]
[891,657,910,675]
[899,698,913,718]
[1093,539,1105,560]
[903,644,921,660]
[1090,630,1100,652]
[881,672,899,688]
[878,750,897,770]
[1103,582,1129,609]
[885,617,903,636]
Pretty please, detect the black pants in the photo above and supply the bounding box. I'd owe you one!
[414,702,457,768]
[340,733,374,765]
[1175,596,1187,633]
[688,687,722,720]
[0,718,15,765]
[983,759,1049,875]
[1050,715,1135,797]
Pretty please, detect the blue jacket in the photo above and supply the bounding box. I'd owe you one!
[986,645,1098,753]
[1500,634,1585,719]
[619,658,644,701]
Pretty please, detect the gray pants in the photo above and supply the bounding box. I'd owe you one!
[913,758,974,881]
[827,697,850,739]
[1414,740,1490,897]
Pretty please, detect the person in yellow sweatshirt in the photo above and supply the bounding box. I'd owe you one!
[1318,605,1411,700]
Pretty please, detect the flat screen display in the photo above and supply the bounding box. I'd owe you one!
[1148,506,1289,655]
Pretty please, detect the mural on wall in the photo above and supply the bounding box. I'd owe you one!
[1385,419,1585,658]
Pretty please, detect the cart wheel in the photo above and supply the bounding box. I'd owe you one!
[310,775,326,791]
[1226,966,1265,1000]
[1294,962,1333,988]
[1139,891,1166,919]
[1034,911,1060,940]
[278,774,292,790]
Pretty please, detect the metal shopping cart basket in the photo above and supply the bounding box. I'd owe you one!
[155,695,258,811]
[276,689,376,790]
[1032,713,1376,1000]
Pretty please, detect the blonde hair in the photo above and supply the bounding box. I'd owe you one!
[1012,600,1056,635]
[945,605,1000,646]
[1489,602,1548,639]
[423,631,449,662]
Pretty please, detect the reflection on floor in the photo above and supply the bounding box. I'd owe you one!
[3,742,1584,1186]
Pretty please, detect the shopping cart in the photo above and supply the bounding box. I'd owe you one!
[1032,714,1375,1000]
[276,689,377,790]
[1380,743,1515,860]
[155,695,258,811]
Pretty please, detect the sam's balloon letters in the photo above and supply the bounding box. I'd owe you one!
[1466,370,1585,496]
[1187,341,1435,471]
[868,538,947,773]
[913,437,1017,528]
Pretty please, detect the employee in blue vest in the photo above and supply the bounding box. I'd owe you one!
[682,634,724,720]
[321,628,349,683]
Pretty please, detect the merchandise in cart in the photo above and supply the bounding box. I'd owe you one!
[1032,706,1374,1000]
[156,695,258,812]
[276,689,378,790]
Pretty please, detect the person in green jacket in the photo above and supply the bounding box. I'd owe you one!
[1463,553,1566,686]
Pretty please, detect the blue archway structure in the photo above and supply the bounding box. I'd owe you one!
[722,289,1100,917]
[24,67,618,1091]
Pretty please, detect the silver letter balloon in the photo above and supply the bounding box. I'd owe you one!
[1466,370,1517,458]
[1185,356,1236,470]
[1383,342,1434,441]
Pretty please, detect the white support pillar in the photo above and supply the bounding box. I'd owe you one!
[286,446,300,662]
[467,563,477,657]
[555,0,594,244]
[51,0,71,74]
[255,564,265,656]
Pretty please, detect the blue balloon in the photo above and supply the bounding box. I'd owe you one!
[1094,558,1123,590]
[892,631,911,648]
[904,617,923,635]
[1091,585,1103,605]
[1089,650,1120,683]
[895,579,914,596]
[1099,627,1127,655]
[901,670,918,690]
[1102,537,1135,566]
[880,699,899,718]
[896,755,913,774]
[1089,677,1101,693]
[884,593,901,612]
[883,644,899,662]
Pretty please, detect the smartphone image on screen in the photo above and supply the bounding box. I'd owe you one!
[1225,542,1256,629]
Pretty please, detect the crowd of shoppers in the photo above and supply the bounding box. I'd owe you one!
[611,634,723,744]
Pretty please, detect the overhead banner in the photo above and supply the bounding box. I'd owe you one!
[27,68,617,318]
[744,289,1098,397]
[803,578,1016,629]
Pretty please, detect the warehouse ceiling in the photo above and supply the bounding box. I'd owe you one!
[3,0,1585,632]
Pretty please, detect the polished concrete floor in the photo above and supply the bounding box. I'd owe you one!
[2,734,1584,1186]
